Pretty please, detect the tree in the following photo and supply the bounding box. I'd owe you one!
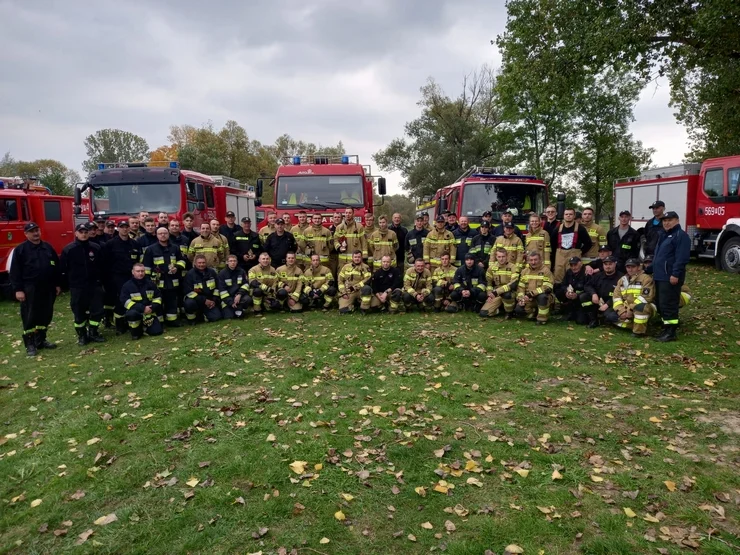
[82,129,150,174]
[373,193,418,225]
[0,153,80,196]
[374,66,513,198]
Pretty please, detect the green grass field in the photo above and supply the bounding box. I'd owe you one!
[1,262,739,555]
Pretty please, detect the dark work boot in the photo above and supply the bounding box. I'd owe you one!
[76,327,89,346]
[35,330,57,350]
[87,326,106,343]
[115,315,128,336]
[130,325,144,341]
[655,325,678,342]
[24,334,38,357]
[654,326,671,341]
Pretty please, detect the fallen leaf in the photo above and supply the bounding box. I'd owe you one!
[233,497,245,505]
[514,469,529,478]
[75,529,94,545]
[334,510,346,521]
[444,520,456,532]
[415,486,427,497]
[94,513,118,526]
[407,534,417,542]
[341,493,354,502]
[289,461,307,474]
[421,522,433,529]
[433,448,446,458]
[590,475,604,482]
[266,434,276,442]
[664,480,677,492]
[623,507,636,518]
[69,490,85,500]
[466,477,483,488]
[86,437,101,446]
[186,477,199,488]
[30,499,42,508]
[319,538,330,544]
[504,545,524,554]
[552,469,563,480]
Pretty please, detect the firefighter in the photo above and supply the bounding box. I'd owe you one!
[302,253,337,310]
[157,212,169,229]
[493,210,524,240]
[60,223,107,345]
[402,258,434,311]
[431,252,456,312]
[606,258,655,337]
[643,254,692,308]
[264,218,297,267]
[447,253,487,313]
[138,211,150,228]
[445,212,459,233]
[423,215,455,272]
[607,210,640,272]
[405,215,428,266]
[9,222,61,356]
[469,220,495,269]
[368,215,399,270]
[370,254,402,313]
[480,247,518,318]
[337,250,372,314]
[585,245,614,276]
[553,208,592,284]
[290,211,311,268]
[183,254,223,324]
[103,220,116,242]
[102,220,143,334]
[143,226,187,327]
[303,213,333,269]
[543,205,560,269]
[554,256,590,324]
[137,217,158,252]
[328,212,345,279]
[91,216,108,245]
[259,211,278,241]
[525,214,551,267]
[514,251,554,325]
[580,207,606,263]
[219,211,239,253]
[248,252,280,314]
[275,251,303,312]
[209,219,230,269]
[189,223,223,269]
[218,254,253,319]
[234,217,262,272]
[181,212,200,243]
[363,213,378,265]
[128,217,142,239]
[120,263,163,340]
[643,200,665,257]
[583,255,623,328]
[422,212,431,231]
[389,213,408,269]
[168,219,190,262]
[453,216,478,266]
[334,207,368,269]
[492,222,525,271]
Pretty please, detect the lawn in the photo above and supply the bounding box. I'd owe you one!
[1,262,739,555]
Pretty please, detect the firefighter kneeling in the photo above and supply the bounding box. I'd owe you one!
[447,253,487,312]
[514,251,554,324]
[338,250,372,314]
[183,254,223,324]
[120,263,163,339]
[403,258,434,311]
[480,247,518,319]
[249,252,280,313]
[302,253,337,309]
[606,257,655,337]
[218,254,253,319]
[275,252,303,313]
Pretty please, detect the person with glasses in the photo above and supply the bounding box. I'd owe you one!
[543,206,559,269]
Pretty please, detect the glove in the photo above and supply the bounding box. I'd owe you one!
[407,253,415,264]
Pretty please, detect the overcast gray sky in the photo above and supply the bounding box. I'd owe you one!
[0,0,688,194]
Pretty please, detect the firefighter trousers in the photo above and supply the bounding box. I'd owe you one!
[480,292,514,317]
[605,303,655,335]
[338,287,371,313]
[125,305,164,338]
[19,284,56,336]
[553,248,581,283]
[514,293,553,322]
[183,296,223,322]
[70,286,104,330]
[222,295,254,319]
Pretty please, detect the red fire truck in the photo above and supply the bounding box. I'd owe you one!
[613,155,740,273]
[424,167,554,231]
[256,154,386,227]
[75,162,256,228]
[1,177,76,294]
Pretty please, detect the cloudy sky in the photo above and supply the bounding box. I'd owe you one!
[1,0,688,194]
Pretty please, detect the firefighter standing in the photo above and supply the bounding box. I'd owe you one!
[9,222,61,356]
[363,212,378,266]
[233,217,262,272]
[643,200,665,257]
[447,253,487,313]
[136,217,158,252]
[259,211,278,241]
[423,215,455,272]
[102,220,143,334]
[368,215,399,270]
[553,208,592,283]
[607,210,640,272]
[580,207,606,263]
[389,213,407,269]
[337,250,372,314]
[606,258,655,337]
[453,216,478,266]
[469,220,495,269]
[189,223,224,269]
[275,252,304,312]
[515,251,554,324]
[120,263,163,340]
[218,254,253,319]
[303,213,333,269]
[264,218,297,267]
[290,211,311,268]
[143,227,187,327]
[328,213,345,279]
[302,253,337,310]
[525,214,551,267]
[492,222,525,271]
[60,223,107,345]
[183,254,223,323]
[334,207,367,269]
[480,247,518,318]
[210,219,230,269]
[219,211,239,253]
[405,215,428,265]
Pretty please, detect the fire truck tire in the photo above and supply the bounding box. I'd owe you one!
[720,236,740,273]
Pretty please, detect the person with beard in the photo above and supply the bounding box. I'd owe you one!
[102,220,143,334]
[120,263,163,339]
[583,255,623,328]
[388,212,407,269]
[233,216,262,272]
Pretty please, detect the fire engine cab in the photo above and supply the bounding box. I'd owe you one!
[614,155,740,273]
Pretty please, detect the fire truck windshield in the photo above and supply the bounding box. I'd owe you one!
[276,175,363,208]
[461,182,546,222]
[91,183,180,215]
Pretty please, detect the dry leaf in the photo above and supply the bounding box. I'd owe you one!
[664,480,676,492]
[552,470,563,480]
[30,499,42,508]
[433,449,446,458]
[186,477,199,488]
[407,534,417,542]
[289,461,307,474]
[504,545,524,554]
[514,469,529,478]
[466,477,483,488]
[420,522,433,529]
[94,513,118,526]
[70,490,85,500]
[319,538,330,544]
[266,434,276,442]
[334,510,346,521]
[590,475,604,482]
[341,493,354,501]
[86,437,101,446]
[75,529,94,545]
[623,507,636,518]
[444,520,456,532]
[415,486,427,497]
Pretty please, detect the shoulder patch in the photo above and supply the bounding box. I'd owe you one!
[643,288,650,295]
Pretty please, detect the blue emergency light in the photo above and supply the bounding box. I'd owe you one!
[98,163,105,170]
[169,161,178,168]
[0,181,4,189]
[341,155,349,164]
[292,156,301,165]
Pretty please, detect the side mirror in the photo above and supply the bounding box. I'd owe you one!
[377,177,387,196]
[74,206,81,216]
[556,192,566,220]
[439,197,448,214]
[197,201,205,211]
[254,199,262,207]
[256,179,264,198]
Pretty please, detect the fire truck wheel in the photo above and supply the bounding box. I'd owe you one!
[720,236,740,273]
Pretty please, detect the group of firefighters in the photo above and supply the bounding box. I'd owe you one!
[9,199,691,356]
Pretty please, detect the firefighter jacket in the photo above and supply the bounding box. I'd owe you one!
[303,265,334,292]
[555,223,592,254]
[259,224,276,241]
[525,229,551,262]
[338,261,371,294]
[452,264,487,293]
[104,235,143,279]
[405,227,428,262]
[169,233,191,260]
[334,220,368,259]
[218,266,249,304]
[143,242,187,290]
[389,223,407,264]
[403,267,433,296]
[584,270,623,308]
[219,223,239,253]
[517,264,554,300]
[248,264,278,294]
[423,228,456,265]
[432,265,456,289]
[606,226,640,267]
[136,232,158,252]
[233,229,262,267]
[215,232,230,267]
[453,226,478,264]
[184,267,220,302]
[643,218,663,257]
[555,266,588,298]
[263,231,298,267]
[291,223,310,256]
[60,239,103,289]
[493,224,524,241]
[189,234,224,268]
[302,224,333,262]
[364,225,378,244]
[583,222,607,259]
[180,228,199,244]
[10,240,60,291]
[612,271,655,316]
[492,234,525,269]
[372,266,401,294]
[469,232,496,267]
[368,229,399,264]
[651,223,691,282]
[485,262,519,296]
[120,277,161,312]
[276,263,303,299]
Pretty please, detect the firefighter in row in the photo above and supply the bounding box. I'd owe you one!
[363,213,377,266]
[423,215,456,272]
[402,258,434,311]
[453,216,478,266]
[370,254,402,313]
[302,213,333,272]
[554,256,590,324]
[446,253,487,313]
[302,253,337,310]
[580,207,606,263]
[248,252,280,314]
[233,217,263,272]
[479,247,519,319]
[552,208,592,283]
[189,222,225,269]
[334,208,367,270]
[143,226,187,327]
[583,255,623,328]
[120,263,163,340]
[210,219,231,269]
[525,214,551,266]
[492,222,525,271]
[606,257,655,337]
[469,221,495,269]
[276,252,304,313]
[405,215,428,265]
[328,213,344,277]
[290,211,310,268]
[515,251,555,324]
[103,219,143,334]
[432,253,457,311]
[219,254,253,319]
[337,250,372,314]
[368,215,399,271]
[183,254,223,324]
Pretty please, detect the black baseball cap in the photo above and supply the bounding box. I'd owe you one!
[482,210,492,217]
[659,211,679,220]
[480,221,490,228]
[649,200,665,209]
[275,218,285,224]
[503,209,513,215]
[464,253,476,260]
[619,210,631,216]
[643,255,654,262]
[118,220,130,227]
[75,223,90,232]
[226,211,235,217]
[435,215,446,223]
[603,255,617,263]
[568,256,581,264]
[415,214,423,221]
[241,216,251,223]
[503,222,515,229]
[625,258,641,266]
[94,216,106,223]
[24,222,40,232]
[598,245,612,252]
[105,220,115,227]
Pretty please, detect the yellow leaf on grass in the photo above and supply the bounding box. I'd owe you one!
[94,513,118,526]
[266,434,276,442]
[537,506,552,514]
[415,486,427,497]
[590,475,604,482]
[623,507,636,518]
[186,477,199,488]
[433,449,446,458]
[340,493,354,502]
[289,461,307,474]
[334,510,346,521]
[466,477,483,488]
[552,470,563,480]
[505,545,524,554]
[643,514,660,523]
[30,499,42,508]
[664,480,677,492]
[649,416,662,423]
[514,469,529,478]
[421,522,433,529]
[314,463,323,471]
[86,437,101,446]
[319,538,330,544]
